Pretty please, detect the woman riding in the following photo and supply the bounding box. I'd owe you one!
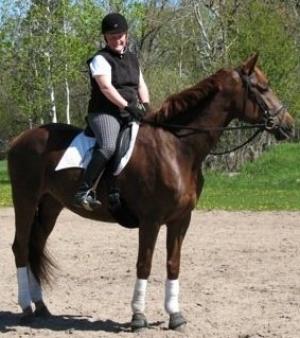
[74,13,150,211]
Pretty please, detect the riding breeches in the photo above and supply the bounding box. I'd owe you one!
[88,113,121,160]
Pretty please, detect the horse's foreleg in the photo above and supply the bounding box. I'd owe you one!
[130,224,160,331]
[165,212,191,330]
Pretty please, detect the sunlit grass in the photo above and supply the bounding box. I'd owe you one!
[0,160,11,207]
[199,143,300,210]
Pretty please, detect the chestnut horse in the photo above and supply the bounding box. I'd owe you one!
[7,54,294,331]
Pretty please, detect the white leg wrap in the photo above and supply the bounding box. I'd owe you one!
[17,267,32,310]
[28,268,43,303]
[165,279,180,314]
[131,279,147,314]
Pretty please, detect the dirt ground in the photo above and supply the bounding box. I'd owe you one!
[0,208,299,338]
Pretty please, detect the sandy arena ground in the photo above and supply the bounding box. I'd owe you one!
[0,208,299,338]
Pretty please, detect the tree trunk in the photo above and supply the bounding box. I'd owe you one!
[63,1,70,124]
[65,72,70,124]
[46,1,57,123]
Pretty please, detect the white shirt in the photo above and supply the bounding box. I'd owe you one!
[90,55,111,77]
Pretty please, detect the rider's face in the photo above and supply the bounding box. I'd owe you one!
[105,32,127,53]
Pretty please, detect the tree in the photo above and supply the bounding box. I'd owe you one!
[0,0,299,142]
[228,0,300,119]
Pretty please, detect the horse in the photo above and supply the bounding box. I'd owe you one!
[7,54,294,331]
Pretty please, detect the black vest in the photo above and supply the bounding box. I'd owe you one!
[87,47,140,116]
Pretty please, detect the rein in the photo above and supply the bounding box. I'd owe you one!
[143,119,265,136]
[209,128,263,155]
[143,119,265,155]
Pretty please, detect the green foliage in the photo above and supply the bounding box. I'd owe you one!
[0,0,299,139]
[199,143,300,211]
[145,67,192,108]
[0,0,105,131]
[228,0,300,119]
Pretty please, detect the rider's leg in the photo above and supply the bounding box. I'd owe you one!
[73,113,121,210]
[73,149,108,210]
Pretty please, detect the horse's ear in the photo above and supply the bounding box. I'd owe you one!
[241,53,259,75]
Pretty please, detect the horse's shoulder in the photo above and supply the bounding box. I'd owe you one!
[137,124,182,154]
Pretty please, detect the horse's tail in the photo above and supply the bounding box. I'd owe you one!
[28,208,57,285]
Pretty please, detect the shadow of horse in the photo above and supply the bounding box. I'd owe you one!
[0,311,164,333]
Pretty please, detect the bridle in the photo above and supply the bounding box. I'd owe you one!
[143,69,286,155]
[237,68,285,133]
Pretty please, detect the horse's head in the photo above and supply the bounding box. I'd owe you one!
[233,53,294,140]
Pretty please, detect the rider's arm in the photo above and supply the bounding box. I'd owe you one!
[94,75,127,110]
[138,71,150,104]
[90,55,127,110]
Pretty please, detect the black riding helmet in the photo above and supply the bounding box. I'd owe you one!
[102,13,128,34]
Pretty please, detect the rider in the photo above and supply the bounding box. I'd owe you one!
[74,12,150,211]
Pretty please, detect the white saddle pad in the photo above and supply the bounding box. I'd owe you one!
[55,122,139,176]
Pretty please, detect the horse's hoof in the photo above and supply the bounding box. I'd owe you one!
[169,312,187,331]
[19,306,35,324]
[35,301,52,318]
[131,312,148,332]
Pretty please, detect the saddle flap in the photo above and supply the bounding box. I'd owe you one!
[112,122,139,175]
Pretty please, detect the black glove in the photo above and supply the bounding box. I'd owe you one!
[124,103,146,121]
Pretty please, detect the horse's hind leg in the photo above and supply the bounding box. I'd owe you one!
[12,196,39,319]
[12,193,62,319]
[27,194,63,317]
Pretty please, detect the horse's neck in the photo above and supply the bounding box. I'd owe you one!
[182,106,233,161]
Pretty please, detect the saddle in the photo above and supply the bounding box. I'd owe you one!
[84,122,133,174]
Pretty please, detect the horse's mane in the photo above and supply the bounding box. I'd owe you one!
[153,70,225,124]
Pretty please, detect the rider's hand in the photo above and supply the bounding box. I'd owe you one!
[124,103,146,121]
[142,102,151,113]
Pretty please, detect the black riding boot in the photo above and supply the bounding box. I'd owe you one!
[73,150,108,211]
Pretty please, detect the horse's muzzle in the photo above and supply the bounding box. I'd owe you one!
[273,110,295,140]
[274,125,294,140]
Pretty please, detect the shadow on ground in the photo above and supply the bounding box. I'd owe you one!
[0,311,164,334]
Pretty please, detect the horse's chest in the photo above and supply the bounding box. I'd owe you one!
[158,162,196,205]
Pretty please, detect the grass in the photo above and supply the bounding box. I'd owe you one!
[0,142,300,210]
[199,143,300,210]
[0,160,11,207]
